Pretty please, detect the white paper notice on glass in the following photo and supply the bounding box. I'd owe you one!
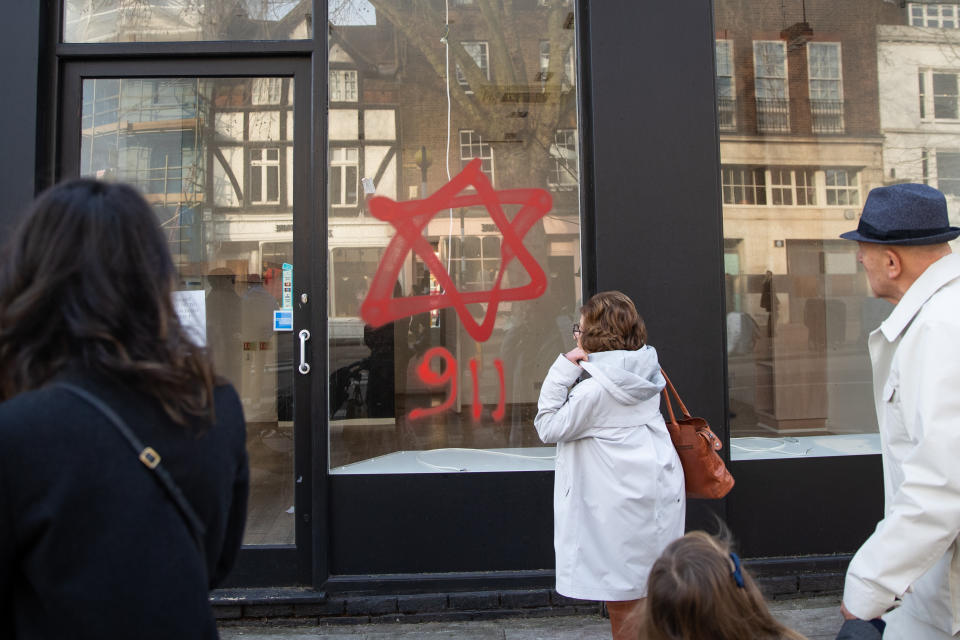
[172,290,207,347]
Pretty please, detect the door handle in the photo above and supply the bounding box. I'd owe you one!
[298,329,311,375]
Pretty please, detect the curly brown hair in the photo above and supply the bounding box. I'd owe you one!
[578,290,647,353]
[0,179,216,426]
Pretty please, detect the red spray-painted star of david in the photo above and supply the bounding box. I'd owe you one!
[360,158,552,343]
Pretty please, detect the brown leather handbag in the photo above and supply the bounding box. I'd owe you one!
[661,369,735,499]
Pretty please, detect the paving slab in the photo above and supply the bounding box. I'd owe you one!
[220,595,845,639]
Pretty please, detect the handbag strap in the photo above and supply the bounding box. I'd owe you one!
[55,383,207,554]
[660,368,693,425]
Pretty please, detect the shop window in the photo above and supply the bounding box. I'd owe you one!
[249,148,280,204]
[327,3,582,474]
[456,42,490,93]
[753,41,789,133]
[459,130,495,184]
[808,43,844,134]
[909,3,960,28]
[330,147,359,207]
[716,40,736,131]
[329,70,358,102]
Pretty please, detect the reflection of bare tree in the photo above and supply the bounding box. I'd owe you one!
[67,0,309,42]
[331,0,577,190]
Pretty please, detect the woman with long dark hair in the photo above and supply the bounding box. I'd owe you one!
[0,179,248,639]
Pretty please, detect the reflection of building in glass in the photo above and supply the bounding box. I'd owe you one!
[64,0,312,43]
[327,2,583,468]
[878,24,960,238]
[714,1,903,441]
[80,73,298,544]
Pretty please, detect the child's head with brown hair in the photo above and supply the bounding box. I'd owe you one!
[578,290,646,354]
[639,531,807,640]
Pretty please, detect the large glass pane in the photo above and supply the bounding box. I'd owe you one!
[715,2,960,460]
[81,76,296,543]
[64,1,312,43]
[327,1,581,474]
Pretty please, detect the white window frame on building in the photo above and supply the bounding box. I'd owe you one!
[933,149,960,197]
[329,69,358,102]
[909,2,960,28]
[459,129,494,184]
[249,147,281,204]
[330,146,359,207]
[919,68,960,120]
[549,128,578,189]
[769,168,817,205]
[824,168,860,206]
[753,40,789,133]
[807,42,844,134]
[716,39,736,131]
[252,77,282,105]
[538,41,576,89]
[721,165,859,207]
[442,235,501,292]
[456,41,490,94]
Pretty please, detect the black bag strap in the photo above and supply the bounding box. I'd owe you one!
[55,382,207,554]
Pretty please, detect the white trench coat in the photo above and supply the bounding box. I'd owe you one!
[844,253,960,638]
[534,346,685,602]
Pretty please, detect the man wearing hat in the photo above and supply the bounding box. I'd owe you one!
[839,183,960,638]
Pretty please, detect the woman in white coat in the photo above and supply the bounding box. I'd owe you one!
[534,291,685,640]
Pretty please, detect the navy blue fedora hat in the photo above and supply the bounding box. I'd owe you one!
[840,183,960,245]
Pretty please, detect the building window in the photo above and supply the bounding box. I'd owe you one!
[549,129,578,189]
[825,168,859,206]
[909,3,960,28]
[456,41,490,93]
[442,235,501,292]
[250,148,280,204]
[937,151,960,196]
[934,72,959,119]
[753,41,789,133]
[920,71,927,119]
[716,40,736,131]
[459,130,494,183]
[252,78,282,105]
[329,69,358,102]
[538,41,575,87]
[538,41,551,82]
[808,43,844,134]
[722,166,767,205]
[770,168,817,205]
[330,147,359,207]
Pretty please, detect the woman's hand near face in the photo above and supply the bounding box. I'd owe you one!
[565,347,588,366]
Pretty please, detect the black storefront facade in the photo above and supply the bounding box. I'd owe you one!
[3,0,916,612]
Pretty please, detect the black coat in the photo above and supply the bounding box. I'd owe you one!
[0,371,248,639]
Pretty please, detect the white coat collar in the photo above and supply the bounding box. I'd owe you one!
[879,253,960,342]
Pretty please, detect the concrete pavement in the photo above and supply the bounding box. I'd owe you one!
[220,594,843,639]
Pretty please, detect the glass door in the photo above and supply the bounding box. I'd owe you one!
[59,59,313,583]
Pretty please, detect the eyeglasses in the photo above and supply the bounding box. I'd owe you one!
[572,323,581,337]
